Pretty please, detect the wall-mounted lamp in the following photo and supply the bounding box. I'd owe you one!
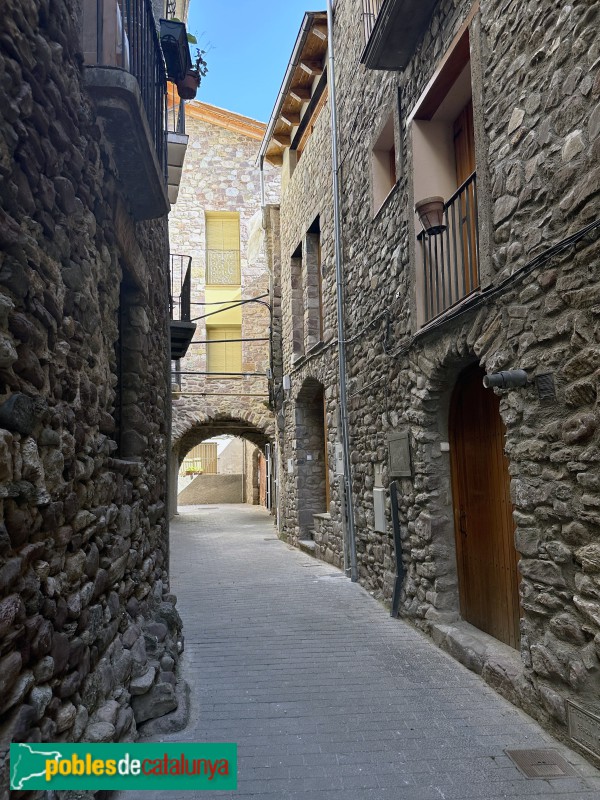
[415,196,446,234]
[483,370,528,390]
[282,374,291,393]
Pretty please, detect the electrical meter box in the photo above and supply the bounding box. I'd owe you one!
[335,443,344,476]
[373,488,386,532]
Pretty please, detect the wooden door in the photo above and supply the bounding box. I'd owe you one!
[453,100,478,293]
[449,363,521,649]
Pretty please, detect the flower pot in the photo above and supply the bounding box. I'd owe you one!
[415,196,446,234]
[176,71,200,100]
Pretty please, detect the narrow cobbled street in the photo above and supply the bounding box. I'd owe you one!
[130,505,600,800]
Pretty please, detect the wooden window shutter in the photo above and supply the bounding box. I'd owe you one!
[206,326,242,374]
[205,212,241,284]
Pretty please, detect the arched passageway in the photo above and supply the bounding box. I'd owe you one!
[170,410,275,518]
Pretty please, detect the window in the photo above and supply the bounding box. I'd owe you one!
[179,443,218,476]
[410,25,479,325]
[204,213,242,372]
[290,217,324,362]
[304,216,323,347]
[290,244,304,361]
[205,211,241,284]
[206,326,242,375]
[372,113,398,213]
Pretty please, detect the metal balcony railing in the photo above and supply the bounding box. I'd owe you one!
[121,0,167,176]
[167,94,186,135]
[363,0,384,41]
[418,172,479,323]
[170,254,192,321]
[87,0,167,178]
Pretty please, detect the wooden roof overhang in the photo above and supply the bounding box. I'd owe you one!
[259,12,328,167]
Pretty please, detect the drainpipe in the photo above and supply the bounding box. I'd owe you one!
[259,155,266,210]
[327,0,357,583]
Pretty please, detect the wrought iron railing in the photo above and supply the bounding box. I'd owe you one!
[170,254,192,321]
[363,0,384,41]
[88,0,167,178]
[417,172,479,323]
[167,94,186,134]
[122,0,166,176]
[206,250,241,285]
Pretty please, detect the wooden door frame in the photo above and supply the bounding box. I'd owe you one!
[448,362,521,649]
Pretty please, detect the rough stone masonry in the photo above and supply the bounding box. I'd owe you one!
[0,0,184,795]
[267,0,600,766]
[168,104,280,506]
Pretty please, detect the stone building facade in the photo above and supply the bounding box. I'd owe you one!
[0,0,186,791]
[169,102,280,512]
[264,0,600,764]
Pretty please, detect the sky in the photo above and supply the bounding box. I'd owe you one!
[186,0,317,123]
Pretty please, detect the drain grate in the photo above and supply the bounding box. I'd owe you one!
[505,749,578,779]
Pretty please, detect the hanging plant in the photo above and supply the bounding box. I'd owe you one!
[176,47,208,101]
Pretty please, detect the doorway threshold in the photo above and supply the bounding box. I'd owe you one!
[428,619,531,706]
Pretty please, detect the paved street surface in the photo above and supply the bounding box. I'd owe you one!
[124,504,600,799]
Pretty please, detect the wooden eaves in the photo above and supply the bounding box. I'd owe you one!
[260,11,328,167]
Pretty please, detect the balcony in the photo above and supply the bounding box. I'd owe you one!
[361,0,439,70]
[166,87,189,205]
[81,0,169,220]
[417,172,479,323]
[170,254,196,360]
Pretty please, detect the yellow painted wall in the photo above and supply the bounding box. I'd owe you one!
[204,286,242,326]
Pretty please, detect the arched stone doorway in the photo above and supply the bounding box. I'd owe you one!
[449,363,521,649]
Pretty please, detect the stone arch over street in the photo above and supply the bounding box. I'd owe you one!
[170,398,275,516]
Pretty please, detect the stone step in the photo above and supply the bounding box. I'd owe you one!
[298,538,317,556]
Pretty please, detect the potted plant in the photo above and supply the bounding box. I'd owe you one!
[415,196,446,234]
[184,466,204,477]
[176,48,208,101]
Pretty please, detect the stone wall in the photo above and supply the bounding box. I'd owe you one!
[178,474,244,505]
[0,0,182,792]
[269,0,600,760]
[168,108,280,500]
[177,437,259,505]
[270,90,346,552]
[218,437,244,474]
